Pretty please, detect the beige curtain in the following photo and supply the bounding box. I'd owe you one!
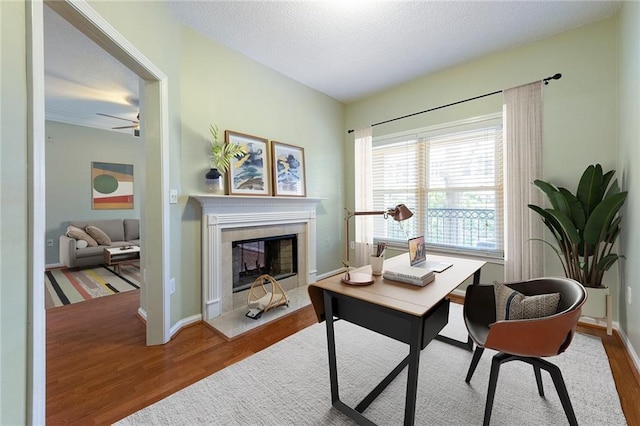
[354,127,373,267]
[504,81,544,281]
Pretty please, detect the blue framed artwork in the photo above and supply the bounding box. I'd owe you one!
[271,141,306,197]
[225,130,271,196]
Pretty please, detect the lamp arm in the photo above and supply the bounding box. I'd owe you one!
[344,209,389,266]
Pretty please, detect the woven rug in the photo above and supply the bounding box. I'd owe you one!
[116,304,626,425]
[45,263,140,309]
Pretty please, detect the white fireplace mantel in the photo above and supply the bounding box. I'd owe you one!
[191,194,322,320]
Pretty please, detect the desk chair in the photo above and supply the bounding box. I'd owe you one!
[463,277,586,426]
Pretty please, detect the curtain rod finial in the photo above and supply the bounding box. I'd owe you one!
[544,73,562,85]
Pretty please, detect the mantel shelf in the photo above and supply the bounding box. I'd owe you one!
[191,194,323,202]
[191,194,323,212]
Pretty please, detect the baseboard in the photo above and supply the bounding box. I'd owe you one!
[45,262,64,269]
[170,314,202,338]
[137,307,147,322]
[451,288,466,298]
[316,268,344,280]
[614,325,640,377]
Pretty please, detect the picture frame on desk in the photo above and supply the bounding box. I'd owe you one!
[271,141,306,197]
[225,131,271,196]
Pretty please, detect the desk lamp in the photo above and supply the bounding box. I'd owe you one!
[342,203,413,285]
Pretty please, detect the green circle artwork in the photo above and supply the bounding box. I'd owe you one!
[93,174,119,194]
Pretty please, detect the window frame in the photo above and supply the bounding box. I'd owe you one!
[371,113,504,260]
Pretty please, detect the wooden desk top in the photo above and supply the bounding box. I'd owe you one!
[308,253,485,320]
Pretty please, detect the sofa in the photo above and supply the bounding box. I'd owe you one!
[59,218,140,268]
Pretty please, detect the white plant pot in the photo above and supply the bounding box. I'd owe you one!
[582,286,609,319]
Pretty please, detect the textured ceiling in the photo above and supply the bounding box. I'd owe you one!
[44,1,620,132]
[44,5,140,134]
[166,0,621,102]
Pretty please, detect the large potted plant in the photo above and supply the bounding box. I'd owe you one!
[528,164,628,326]
[205,124,247,194]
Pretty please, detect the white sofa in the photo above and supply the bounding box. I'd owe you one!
[59,218,140,268]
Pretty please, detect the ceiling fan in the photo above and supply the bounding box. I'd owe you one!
[96,112,140,136]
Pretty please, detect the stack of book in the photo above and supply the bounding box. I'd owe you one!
[382,267,435,287]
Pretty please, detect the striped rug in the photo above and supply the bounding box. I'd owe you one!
[45,263,140,309]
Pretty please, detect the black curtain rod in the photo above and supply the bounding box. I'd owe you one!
[347,73,562,134]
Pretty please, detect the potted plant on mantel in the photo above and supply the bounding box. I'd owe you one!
[205,124,247,194]
[528,164,628,332]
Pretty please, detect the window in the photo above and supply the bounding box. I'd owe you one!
[371,115,503,258]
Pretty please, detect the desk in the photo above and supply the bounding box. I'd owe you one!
[308,253,485,426]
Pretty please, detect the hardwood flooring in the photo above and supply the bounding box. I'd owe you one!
[47,290,640,425]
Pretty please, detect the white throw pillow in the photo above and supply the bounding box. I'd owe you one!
[76,239,88,249]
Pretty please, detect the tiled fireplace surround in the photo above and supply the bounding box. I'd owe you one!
[192,195,321,321]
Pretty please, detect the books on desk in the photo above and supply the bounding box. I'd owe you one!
[383,267,435,287]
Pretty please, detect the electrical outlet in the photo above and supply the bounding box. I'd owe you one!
[350,241,355,250]
[46,239,54,247]
[169,189,178,204]
[170,278,176,295]
[628,286,632,305]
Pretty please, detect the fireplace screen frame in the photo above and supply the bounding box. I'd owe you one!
[232,234,298,293]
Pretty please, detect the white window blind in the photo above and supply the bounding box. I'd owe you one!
[372,117,503,257]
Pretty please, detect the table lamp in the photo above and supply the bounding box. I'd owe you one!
[342,203,413,285]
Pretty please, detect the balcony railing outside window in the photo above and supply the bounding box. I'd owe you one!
[427,208,496,250]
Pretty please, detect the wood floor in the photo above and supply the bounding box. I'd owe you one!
[46,290,640,425]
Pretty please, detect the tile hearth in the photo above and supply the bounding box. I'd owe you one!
[205,285,311,339]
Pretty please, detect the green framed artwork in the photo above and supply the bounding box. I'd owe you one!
[91,162,134,209]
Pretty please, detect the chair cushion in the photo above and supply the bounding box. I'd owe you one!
[86,225,112,246]
[494,282,561,321]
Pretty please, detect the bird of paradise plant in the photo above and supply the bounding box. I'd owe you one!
[528,164,628,288]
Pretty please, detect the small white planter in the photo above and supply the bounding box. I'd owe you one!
[581,286,612,335]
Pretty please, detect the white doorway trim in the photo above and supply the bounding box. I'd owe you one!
[27,0,171,421]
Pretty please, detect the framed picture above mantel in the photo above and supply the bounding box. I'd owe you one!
[225,131,271,196]
[271,141,306,197]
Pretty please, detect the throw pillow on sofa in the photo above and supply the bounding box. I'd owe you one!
[66,225,98,247]
[86,225,112,246]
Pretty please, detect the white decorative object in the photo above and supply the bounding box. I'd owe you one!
[370,254,384,276]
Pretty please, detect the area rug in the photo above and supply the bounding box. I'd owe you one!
[116,304,626,425]
[45,263,140,309]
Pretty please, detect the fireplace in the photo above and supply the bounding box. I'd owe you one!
[191,195,321,321]
[232,234,298,292]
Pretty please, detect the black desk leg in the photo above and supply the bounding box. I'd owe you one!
[403,317,424,426]
[324,291,340,405]
[434,268,481,351]
[323,291,376,426]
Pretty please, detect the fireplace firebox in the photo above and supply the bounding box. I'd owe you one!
[232,234,298,293]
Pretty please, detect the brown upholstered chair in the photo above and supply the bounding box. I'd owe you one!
[463,277,586,426]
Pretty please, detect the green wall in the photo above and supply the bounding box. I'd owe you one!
[178,26,345,319]
[1,2,29,424]
[617,1,640,360]
[44,121,142,265]
[2,1,638,423]
[345,17,620,298]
